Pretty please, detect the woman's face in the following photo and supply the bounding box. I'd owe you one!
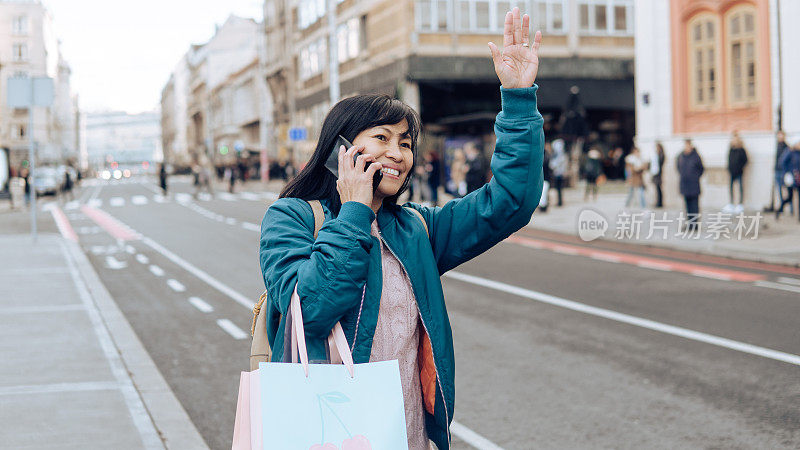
[351,119,414,199]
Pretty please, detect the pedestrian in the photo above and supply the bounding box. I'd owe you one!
[448,149,467,197]
[464,142,487,194]
[62,168,75,202]
[540,141,552,212]
[624,146,647,209]
[424,151,441,206]
[677,139,704,230]
[770,131,790,212]
[549,138,567,206]
[726,131,748,212]
[776,140,800,221]
[258,13,543,449]
[159,163,168,196]
[583,148,602,202]
[21,167,30,206]
[651,142,665,208]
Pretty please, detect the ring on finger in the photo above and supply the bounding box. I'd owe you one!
[522,42,529,48]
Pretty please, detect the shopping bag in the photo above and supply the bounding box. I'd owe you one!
[258,284,408,450]
[232,371,252,450]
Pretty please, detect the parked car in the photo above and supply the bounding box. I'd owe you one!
[33,167,60,196]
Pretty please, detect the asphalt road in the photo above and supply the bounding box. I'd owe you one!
[28,176,800,449]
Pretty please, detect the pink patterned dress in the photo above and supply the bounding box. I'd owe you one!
[368,220,429,449]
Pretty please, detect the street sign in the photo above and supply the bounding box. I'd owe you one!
[289,127,307,141]
[7,77,54,107]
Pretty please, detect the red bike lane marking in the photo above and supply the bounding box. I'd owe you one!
[48,205,79,242]
[505,235,766,282]
[81,205,141,241]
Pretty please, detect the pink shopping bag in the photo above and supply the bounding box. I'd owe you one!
[232,369,263,450]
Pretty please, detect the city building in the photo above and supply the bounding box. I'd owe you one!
[161,15,266,169]
[84,111,161,168]
[0,0,78,168]
[635,0,797,209]
[262,0,635,164]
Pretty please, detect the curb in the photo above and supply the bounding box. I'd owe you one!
[63,237,209,450]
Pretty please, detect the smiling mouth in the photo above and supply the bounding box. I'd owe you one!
[380,168,400,178]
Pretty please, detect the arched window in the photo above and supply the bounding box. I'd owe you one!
[725,4,757,106]
[687,13,719,110]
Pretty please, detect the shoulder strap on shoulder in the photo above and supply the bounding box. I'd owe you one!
[307,200,325,239]
[404,206,429,237]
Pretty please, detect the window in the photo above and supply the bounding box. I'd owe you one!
[578,0,632,35]
[12,15,28,35]
[299,39,327,80]
[687,13,719,109]
[12,124,26,140]
[336,17,362,63]
[13,43,28,62]
[416,0,449,32]
[536,0,567,34]
[726,5,757,106]
[298,0,345,30]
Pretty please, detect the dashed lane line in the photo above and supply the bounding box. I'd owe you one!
[450,422,504,450]
[777,277,800,287]
[188,297,214,313]
[166,279,186,292]
[149,265,165,277]
[135,254,149,264]
[753,280,800,295]
[109,197,125,207]
[131,195,148,205]
[445,271,800,367]
[216,319,248,340]
[242,222,261,232]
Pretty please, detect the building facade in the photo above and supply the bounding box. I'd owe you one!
[84,111,161,168]
[161,15,266,169]
[262,0,635,165]
[635,0,797,209]
[0,0,78,168]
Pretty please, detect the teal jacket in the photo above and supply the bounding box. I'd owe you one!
[259,86,544,449]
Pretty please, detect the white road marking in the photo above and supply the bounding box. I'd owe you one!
[753,280,800,294]
[167,279,186,292]
[131,195,148,205]
[217,192,237,201]
[149,265,165,277]
[776,277,800,287]
[216,319,249,340]
[64,201,80,210]
[197,192,212,201]
[242,222,261,232]
[445,271,800,366]
[105,256,127,270]
[135,254,149,264]
[239,192,260,201]
[125,245,136,254]
[175,193,192,203]
[153,194,167,203]
[552,245,580,255]
[263,191,279,201]
[0,381,119,396]
[188,297,214,313]
[78,226,101,234]
[141,237,255,309]
[90,245,105,255]
[87,198,102,208]
[109,197,125,207]
[590,253,622,263]
[225,217,237,225]
[690,269,733,281]
[636,261,672,271]
[450,421,504,450]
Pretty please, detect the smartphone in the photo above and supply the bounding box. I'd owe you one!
[324,135,383,191]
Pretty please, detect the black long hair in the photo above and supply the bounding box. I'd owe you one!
[280,94,421,216]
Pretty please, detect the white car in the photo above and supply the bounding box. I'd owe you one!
[33,167,60,195]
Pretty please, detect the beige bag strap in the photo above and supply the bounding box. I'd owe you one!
[404,206,429,237]
[249,199,326,371]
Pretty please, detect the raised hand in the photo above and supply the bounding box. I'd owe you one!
[488,7,542,89]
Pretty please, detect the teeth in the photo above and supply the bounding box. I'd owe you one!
[381,168,399,176]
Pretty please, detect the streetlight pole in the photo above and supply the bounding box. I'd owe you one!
[28,77,36,242]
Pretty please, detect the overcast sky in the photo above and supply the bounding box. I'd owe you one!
[45,0,263,113]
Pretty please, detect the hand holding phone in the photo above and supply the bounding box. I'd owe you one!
[324,135,383,191]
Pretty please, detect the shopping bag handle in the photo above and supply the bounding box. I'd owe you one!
[290,284,355,378]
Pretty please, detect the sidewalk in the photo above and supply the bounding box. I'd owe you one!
[0,233,208,449]
[529,182,800,267]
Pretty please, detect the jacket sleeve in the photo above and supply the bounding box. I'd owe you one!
[409,86,544,274]
[259,198,375,338]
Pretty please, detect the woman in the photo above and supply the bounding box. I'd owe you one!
[677,139,704,230]
[727,131,748,211]
[549,138,567,206]
[624,146,647,209]
[584,147,602,201]
[259,8,543,449]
